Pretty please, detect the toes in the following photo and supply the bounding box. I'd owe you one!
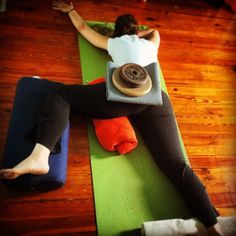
[4,171,18,179]
[0,169,9,179]
[0,169,18,179]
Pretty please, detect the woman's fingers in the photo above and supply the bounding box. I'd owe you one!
[52,0,72,12]
[52,0,66,8]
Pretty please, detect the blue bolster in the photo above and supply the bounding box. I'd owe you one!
[1,77,69,191]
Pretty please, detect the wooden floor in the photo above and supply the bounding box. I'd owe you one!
[0,0,235,235]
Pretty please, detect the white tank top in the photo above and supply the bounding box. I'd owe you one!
[107,34,158,67]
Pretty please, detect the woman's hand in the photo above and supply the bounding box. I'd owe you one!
[52,0,108,50]
[52,0,74,13]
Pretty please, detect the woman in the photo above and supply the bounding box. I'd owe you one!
[0,1,223,235]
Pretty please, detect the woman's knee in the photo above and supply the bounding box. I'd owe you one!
[48,85,69,103]
[43,85,70,115]
[158,159,189,181]
[159,160,205,190]
[55,85,69,100]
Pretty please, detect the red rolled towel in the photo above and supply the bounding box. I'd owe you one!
[89,78,138,154]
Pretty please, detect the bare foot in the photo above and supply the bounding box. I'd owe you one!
[207,223,224,236]
[0,143,50,179]
[0,158,49,179]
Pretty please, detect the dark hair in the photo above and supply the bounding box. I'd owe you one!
[113,14,138,38]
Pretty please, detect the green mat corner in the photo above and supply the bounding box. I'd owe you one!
[78,22,190,236]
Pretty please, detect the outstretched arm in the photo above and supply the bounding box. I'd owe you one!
[52,0,108,50]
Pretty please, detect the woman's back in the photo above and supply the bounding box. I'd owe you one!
[107,34,158,67]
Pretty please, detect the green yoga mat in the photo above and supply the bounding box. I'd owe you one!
[78,22,190,236]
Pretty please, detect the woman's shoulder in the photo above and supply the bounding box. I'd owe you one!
[108,33,159,51]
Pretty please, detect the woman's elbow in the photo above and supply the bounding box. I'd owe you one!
[76,21,86,32]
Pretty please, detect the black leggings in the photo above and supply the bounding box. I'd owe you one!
[37,82,218,227]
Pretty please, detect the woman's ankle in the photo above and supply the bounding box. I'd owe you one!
[31,143,50,159]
